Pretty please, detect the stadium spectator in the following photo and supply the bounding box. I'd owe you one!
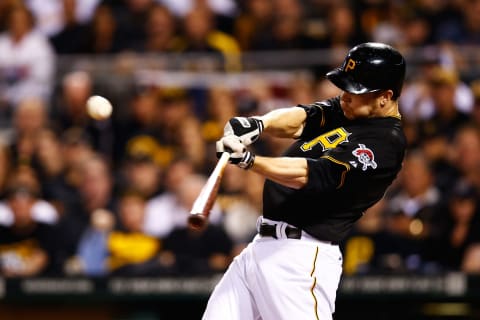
[384,150,443,271]
[8,97,49,167]
[59,127,96,191]
[425,180,480,272]
[155,88,194,143]
[160,0,237,35]
[55,154,117,273]
[53,70,115,162]
[219,166,262,255]
[318,2,365,52]
[119,135,167,199]
[25,0,100,38]
[250,0,320,51]
[32,127,78,214]
[0,4,55,114]
[342,199,406,274]
[80,3,125,54]
[154,88,209,170]
[141,4,177,53]
[162,173,233,275]
[433,0,480,45]
[109,189,176,276]
[143,157,223,238]
[414,67,472,192]
[49,0,90,54]
[177,116,208,171]
[173,6,241,70]
[109,0,156,51]
[64,207,114,276]
[449,124,480,193]
[233,0,273,51]
[201,86,238,145]
[112,89,163,163]
[0,165,60,277]
[67,189,175,276]
[53,70,93,131]
[401,12,434,48]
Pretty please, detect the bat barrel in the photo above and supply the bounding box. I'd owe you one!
[187,214,207,230]
[188,152,230,229]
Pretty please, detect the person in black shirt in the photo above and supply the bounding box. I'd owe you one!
[203,42,407,320]
[0,184,58,277]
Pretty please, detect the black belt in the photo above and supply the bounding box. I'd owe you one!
[258,223,302,239]
[258,222,339,244]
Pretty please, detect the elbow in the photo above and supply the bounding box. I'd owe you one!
[289,177,308,190]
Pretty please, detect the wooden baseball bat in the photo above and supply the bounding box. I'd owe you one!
[188,152,230,229]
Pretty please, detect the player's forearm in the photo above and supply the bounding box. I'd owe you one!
[251,155,308,189]
[258,106,306,139]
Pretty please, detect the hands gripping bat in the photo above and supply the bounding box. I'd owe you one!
[187,152,230,229]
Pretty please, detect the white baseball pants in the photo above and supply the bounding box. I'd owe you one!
[202,224,343,320]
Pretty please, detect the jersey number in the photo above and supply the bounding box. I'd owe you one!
[301,127,350,151]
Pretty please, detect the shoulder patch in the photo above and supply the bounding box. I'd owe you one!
[352,144,377,171]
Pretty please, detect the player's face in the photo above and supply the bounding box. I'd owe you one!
[340,91,383,119]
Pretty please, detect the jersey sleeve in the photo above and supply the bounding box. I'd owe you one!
[298,96,346,140]
[303,157,350,193]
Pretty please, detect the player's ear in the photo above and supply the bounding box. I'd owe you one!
[379,90,393,107]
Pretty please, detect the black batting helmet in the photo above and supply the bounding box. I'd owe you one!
[326,42,406,99]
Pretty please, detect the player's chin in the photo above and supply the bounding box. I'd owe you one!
[342,109,355,120]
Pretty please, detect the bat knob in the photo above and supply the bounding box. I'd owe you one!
[188,214,207,230]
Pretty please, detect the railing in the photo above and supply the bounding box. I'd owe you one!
[1,274,479,319]
[55,46,480,77]
[0,273,477,301]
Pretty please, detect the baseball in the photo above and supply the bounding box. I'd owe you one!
[86,95,112,120]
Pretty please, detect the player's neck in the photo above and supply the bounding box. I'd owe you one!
[378,101,400,118]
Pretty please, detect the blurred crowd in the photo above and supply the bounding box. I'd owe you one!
[0,0,479,279]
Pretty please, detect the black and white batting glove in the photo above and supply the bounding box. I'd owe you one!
[216,135,256,170]
[224,117,264,146]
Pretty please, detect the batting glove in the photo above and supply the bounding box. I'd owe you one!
[224,117,264,146]
[216,135,255,170]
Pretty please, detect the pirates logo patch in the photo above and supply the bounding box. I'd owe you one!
[352,144,377,171]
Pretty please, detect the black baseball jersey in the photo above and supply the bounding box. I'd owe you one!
[262,96,406,243]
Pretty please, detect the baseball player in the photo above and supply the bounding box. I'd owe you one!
[205,42,407,320]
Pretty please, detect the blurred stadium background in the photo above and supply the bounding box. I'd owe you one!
[1,0,480,319]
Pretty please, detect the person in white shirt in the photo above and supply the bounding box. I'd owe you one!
[0,5,55,110]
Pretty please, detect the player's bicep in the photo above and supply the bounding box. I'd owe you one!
[260,106,307,138]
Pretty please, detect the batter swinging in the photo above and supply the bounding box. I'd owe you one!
[204,42,407,319]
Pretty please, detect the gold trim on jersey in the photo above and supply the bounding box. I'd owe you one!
[321,156,351,189]
[319,106,326,127]
[310,246,320,320]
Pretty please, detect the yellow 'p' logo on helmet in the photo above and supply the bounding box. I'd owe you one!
[344,59,356,72]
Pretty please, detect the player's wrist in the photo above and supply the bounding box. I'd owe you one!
[237,151,255,170]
